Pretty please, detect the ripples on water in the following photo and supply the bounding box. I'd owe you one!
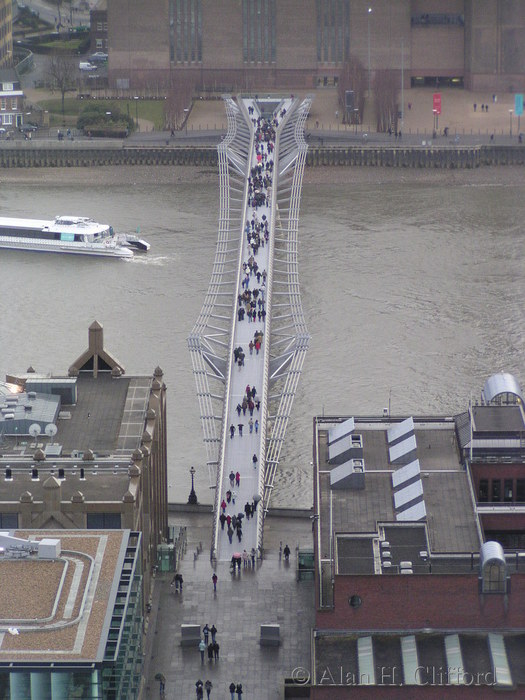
[0,172,523,508]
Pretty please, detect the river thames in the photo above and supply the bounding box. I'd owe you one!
[0,166,523,508]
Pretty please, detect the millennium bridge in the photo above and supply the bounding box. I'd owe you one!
[188,94,311,562]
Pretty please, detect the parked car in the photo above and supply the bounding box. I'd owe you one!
[89,52,108,63]
[19,124,38,133]
[79,61,97,71]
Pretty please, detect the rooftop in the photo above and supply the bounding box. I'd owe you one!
[0,373,152,459]
[0,529,133,665]
[472,404,525,434]
[316,416,482,581]
[313,631,525,689]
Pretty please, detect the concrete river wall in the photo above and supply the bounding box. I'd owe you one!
[0,144,524,168]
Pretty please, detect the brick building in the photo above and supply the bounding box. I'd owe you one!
[90,0,108,55]
[310,373,525,697]
[0,321,168,605]
[0,68,23,132]
[106,0,525,92]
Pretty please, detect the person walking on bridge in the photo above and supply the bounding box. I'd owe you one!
[252,454,258,468]
[230,424,235,439]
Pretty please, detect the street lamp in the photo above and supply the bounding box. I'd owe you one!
[509,109,513,137]
[367,7,372,98]
[134,98,139,129]
[188,466,198,505]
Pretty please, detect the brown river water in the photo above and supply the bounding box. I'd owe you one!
[0,166,523,508]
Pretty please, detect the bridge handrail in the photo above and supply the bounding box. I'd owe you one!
[262,98,312,516]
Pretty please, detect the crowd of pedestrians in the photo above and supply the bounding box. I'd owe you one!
[220,103,278,560]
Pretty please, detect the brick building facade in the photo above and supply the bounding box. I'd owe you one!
[107,0,525,92]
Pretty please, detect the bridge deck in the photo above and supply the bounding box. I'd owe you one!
[217,97,292,562]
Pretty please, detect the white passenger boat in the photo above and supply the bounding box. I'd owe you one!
[0,216,150,258]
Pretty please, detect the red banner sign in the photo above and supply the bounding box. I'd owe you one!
[433,93,442,115]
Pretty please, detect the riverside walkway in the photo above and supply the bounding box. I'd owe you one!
[188,95,311,561]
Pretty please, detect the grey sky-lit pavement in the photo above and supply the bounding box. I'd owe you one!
[145,511,314,700]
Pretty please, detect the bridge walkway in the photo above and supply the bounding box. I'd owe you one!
[216,97,292,562]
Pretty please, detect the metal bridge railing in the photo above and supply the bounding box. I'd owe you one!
[262,97,312,517]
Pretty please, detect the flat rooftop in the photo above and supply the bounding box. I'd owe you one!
[0,373,152,459]
[316,417,481,582]
[313,631,525,688]
[472,404,525,433]
[0,530,130,664]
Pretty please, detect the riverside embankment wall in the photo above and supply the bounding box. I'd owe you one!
[0,145,524,168]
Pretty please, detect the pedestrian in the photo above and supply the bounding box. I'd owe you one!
[199,639,206,664]
[213,641,220,661]
[236,683,243,698]
[241,398,248,415]
[238,423,243,437]
[244,501,251,520]
[229,682,236,700]
[236,403,242,416]
[251,547,256,567]
[245,384,251,397]
[252,453,258,468]
[229,470,235,486]
[227,526,233,544]
[207,642,214,662]
[177,573,183,592]
[221,499,227,513]
[205,680,212,698]
[226,490,232,504]
[255,419,259,434]
[196,679,204,699]
[232,489,237,504]
[230,424,235,439]
[226,514,231,527]
[235,471,240,487]
[232,515,237,529]
[211,624,217,642]
[237,526,242,543]
[249,418,253,433]
[283,544,291,561]
[220,512,226,530]
[212,573,218,592]
[243,549,249,568]
[203,623,210,645]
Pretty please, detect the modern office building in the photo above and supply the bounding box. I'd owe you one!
[310,373,525,697]
[107,0,525,92]
[0,529,143,700]
[0,321,168,605]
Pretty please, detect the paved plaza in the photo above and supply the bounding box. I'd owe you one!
[145,511,314,700]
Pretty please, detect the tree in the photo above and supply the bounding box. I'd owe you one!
[337,56,367,124]
[52,0,63,28]
[373,69,400,133]
[47,52,76,122]
[165,72,194,131]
